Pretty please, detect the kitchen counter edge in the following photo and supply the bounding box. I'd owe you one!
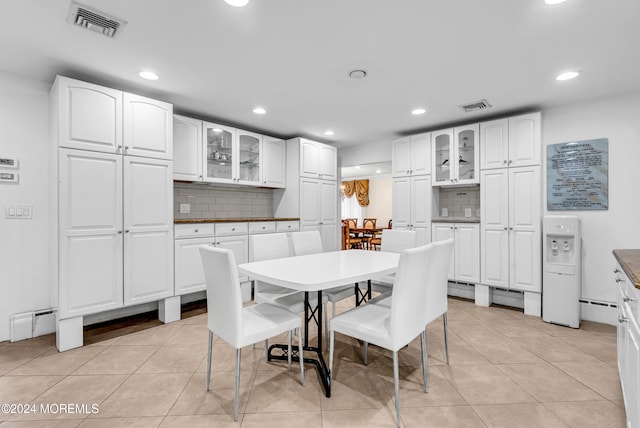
[432,218,481,224]
[175,218,300,224]
[613,249,640,289]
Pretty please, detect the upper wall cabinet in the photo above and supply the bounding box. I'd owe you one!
[261,136,286,188]
[173,114,203,181]
[174,116,285,187]
[123,93,173,160]
[54,76,172,160]
[480,112,541,170]
[391,132,431,177]
[300,138,337,181]
[432,124,479,186]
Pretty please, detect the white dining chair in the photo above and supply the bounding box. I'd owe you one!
[329,243,435,428]
[290,230,354,349]
[372,238,454,370]
[369,229,418,297]
[199,245,305,421]
[249,232,326,357]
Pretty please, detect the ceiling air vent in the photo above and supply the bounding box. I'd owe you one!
[460,99,492,113]
[66,1,126,38]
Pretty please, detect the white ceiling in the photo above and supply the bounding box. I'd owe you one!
[2,0,639,148]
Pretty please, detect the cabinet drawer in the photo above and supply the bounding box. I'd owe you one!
[175,224,214,239]
[249,222,277,234]
[276,221,300,233]
[215,222,248,236]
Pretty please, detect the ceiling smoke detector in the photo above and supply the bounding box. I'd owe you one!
[348,69,367,79]
[460,99,492,113]
[67,1,127,38]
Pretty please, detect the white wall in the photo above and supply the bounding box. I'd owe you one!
[365,176,392,227]
[0,72,51,341]
[338,139,391,167]
[542,91,640,304]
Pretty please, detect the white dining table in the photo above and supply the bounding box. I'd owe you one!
[238,249,400,397]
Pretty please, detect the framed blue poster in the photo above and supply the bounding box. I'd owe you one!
[547,138,608,210]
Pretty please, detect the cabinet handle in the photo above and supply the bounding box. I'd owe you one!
[406,170,410,174]
[195,229,198,233]
[116,145,122,152]
[503,160,507,164]
[450,226,454,230]
[232,228,236,231]
[618,315,628,324]
[199,175,203,178]
[615,277,624,283]
[614,268,621,274]
[118,230,123,234]
[509,227,514,231]
[508,160,513,164]
[125,230,130,233]
[124,146,129,152]
[503,227,508,231]
[261,226,266,229]
[287,225,291,228]
[623,295,637,302]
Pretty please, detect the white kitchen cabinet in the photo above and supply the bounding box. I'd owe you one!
[174,227,214,296]
[274,138,339,251]
[58,150,174,317]
[392,175,432,245]
[391,133,431,177]
[122,157,174,305]
[173,114,202,181]
[58,149,123,318]
[123,93,173,160]
[300,178,339,252]
[54,76,122,153]
[480,112,541,170]
[614,261,640,428]
[480,167,541,292]
[432,222,480,283]
[432,124,479,186]
[261,136,286,188]
[300,138,337,181]
[53,76,172,160]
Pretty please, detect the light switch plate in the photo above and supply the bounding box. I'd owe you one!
[179,203,190,214]
[441,207,448,217]
[465,208,472,218]
[5,205,32,219]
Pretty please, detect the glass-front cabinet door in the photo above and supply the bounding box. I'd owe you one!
[432,125,479,186]
[454,124,478,185]
[203,122,235,183]
[237,130,262,185]
[432,129,453,185]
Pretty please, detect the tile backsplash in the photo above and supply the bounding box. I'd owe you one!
[436,185,480,219]
[174,182,274,219]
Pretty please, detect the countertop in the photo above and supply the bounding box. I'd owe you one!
[613,249,640,289]
[431,218,481,224]
[175,217,299,224]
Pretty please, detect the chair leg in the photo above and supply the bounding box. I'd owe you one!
[363,341,368,366]
[443,313,450,366]
[393,350,401,428]
[420,330,429,392]
[206,330,213,392]
[298,327,305,386]
[329,329,335,375]
[234,348,241,421]
[324,302,329,351]
[287,330,292,371]
[264,339,269,362]
[327,301,336,352]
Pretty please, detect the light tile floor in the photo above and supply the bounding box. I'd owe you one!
[0,298,626,427]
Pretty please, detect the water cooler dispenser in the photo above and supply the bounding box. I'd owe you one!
[542,215,581,328]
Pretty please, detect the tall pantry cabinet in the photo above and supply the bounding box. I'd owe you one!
[479,112,542,315]
[51,76,175,351]
[274,138,339,251]
[391,133,433,245]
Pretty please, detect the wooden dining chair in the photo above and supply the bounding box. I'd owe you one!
[329,243,436,427]
[361,218,377,249]
[342,222,363,249]
[200,245,305,421]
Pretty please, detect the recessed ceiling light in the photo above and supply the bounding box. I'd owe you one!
[139,70,159,80]
[348,69,367,79]
[411,108,426,115]
[556,71,580,81]
[376,169,382,174]
[212,128,223,133]
[224,0,249,7]
[253,107,266,114]
[355,165,361,169]
[324,130,335,136]
[545,0,566,4]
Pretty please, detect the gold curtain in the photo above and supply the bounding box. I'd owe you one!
[341,179,369,207]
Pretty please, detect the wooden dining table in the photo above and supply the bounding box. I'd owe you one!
[348,227,386,249]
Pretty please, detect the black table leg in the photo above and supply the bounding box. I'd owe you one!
[266,290,331,397]
[355,279,373,306]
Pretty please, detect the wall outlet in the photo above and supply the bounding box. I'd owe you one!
[441,207,448,217]
[465,208,472,218]
[179,203,191,214]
